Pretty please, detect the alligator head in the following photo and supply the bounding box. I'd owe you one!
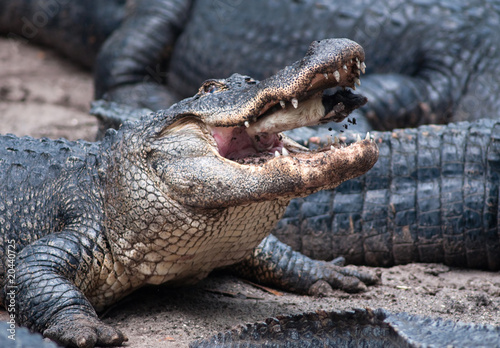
[107,39,376,207]
[100,39,378,284]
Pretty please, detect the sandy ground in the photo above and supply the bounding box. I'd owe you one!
[0,37,499,347]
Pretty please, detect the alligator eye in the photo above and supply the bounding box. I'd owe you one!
[199,80,226,95]
[204,84,217,94]
[244,77,257,85]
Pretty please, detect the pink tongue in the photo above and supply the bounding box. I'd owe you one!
[211,126,283,160]
[211,127,257,159]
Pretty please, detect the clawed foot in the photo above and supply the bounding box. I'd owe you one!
[44,313,127,348]
[308,261,381,296]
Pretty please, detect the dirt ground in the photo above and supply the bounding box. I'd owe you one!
[0,37,499,347]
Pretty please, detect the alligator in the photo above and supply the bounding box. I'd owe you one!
[2,0,499,131]
[0,39,380,348]
[190,308,500,348]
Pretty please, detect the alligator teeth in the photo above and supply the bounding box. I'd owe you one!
[280,100,286,109]
[355,78,361,86]
[343,64,348,72]
[244,121,250,128]
[323,73,329,79]
[291,98,298,109]
[356,133,362,142]
[361,62,366,74]
[330,145,335,151]
[365,132,370,140]
[275,150,280,157]
[333,70,340,82]
[282,147,289,156]
[334,136,339,144]
[356,61,361,69]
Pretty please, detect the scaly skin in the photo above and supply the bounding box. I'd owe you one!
[276,119,500,271]
[2,0,498,130]
[190,309,500,348]
[0,39,378,348]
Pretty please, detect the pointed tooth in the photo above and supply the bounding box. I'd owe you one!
[365,132,370,140]
[275,150,280,157]
[356,61,361,69]
[280,100,286,109]
[323,73,329,79]
[356,133,362,142]
[343,64,348,72]
[355,57,359,62]
[244,121,250,128]
[282,147,289,156]
[291,98,298,109]
[361,62,366,74]
[333,70,340,82]
[355,78,361,86]
[330,145,335,151]
[334,136,339,144]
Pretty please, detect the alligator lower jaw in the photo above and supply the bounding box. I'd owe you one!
[205,109,378,195]
[210,120,375,167]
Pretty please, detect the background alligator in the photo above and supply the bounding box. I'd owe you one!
[0,39,380,348]
[276,119,500,271]
[190,308,500,348]
[0,0,125,68]
[2,0,499,131]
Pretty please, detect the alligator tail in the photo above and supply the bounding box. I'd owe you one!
[276,119,500,270]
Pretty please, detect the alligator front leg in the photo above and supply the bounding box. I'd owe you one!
[232,234,380,295]
[95,0,192,111]
[10,231,126,348]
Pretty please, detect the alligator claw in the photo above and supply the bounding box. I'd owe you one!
[307,262,380,294]
[44,314,127,348]
[233,235,380,296]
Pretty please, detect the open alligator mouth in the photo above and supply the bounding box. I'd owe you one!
[208,55,368,165]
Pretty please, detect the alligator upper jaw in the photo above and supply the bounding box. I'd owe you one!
[200,38,368,164]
